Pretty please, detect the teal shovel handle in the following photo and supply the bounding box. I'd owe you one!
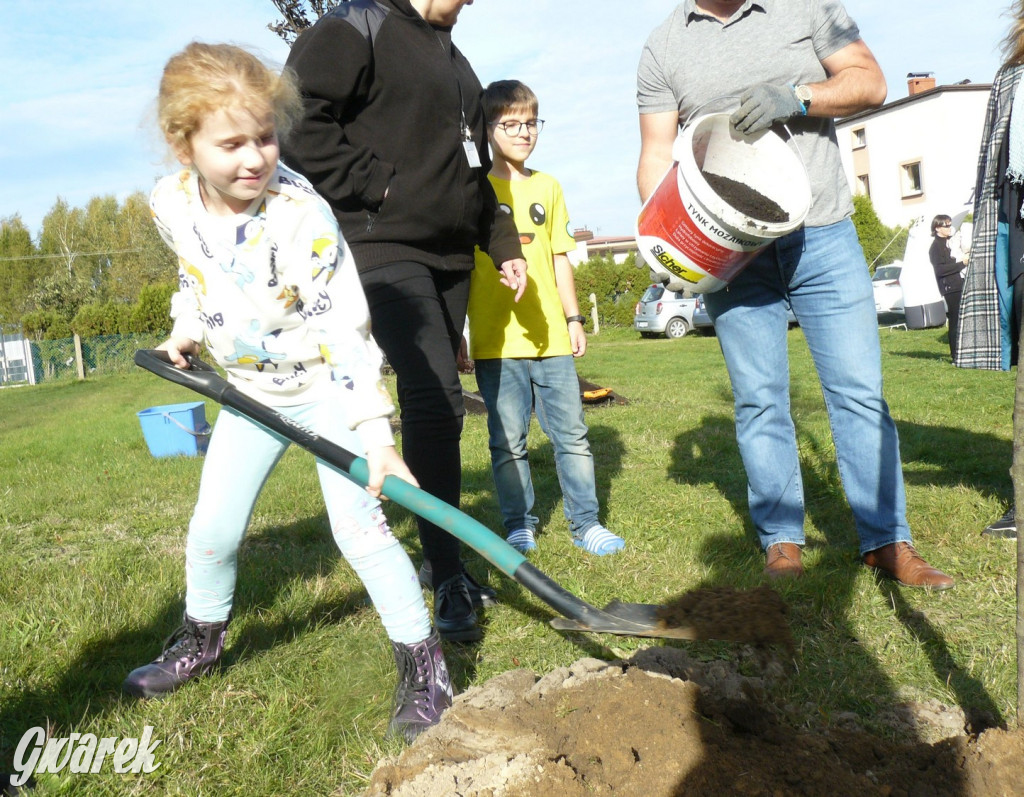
[134,349,656,635]
[348,458,527,577]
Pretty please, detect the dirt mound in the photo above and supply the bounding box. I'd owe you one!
[365,648,1024,797]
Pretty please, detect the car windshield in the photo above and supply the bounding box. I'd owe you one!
[641,285,665,302]
[873,267,901,282]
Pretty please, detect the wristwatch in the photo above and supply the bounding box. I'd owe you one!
[565,314,586,325]
[794,84,813,113]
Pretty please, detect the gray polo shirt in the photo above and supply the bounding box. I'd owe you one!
[637,0,861,228]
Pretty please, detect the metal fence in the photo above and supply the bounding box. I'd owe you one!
[14,333,167,385]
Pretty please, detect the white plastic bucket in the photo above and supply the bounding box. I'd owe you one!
[636,113,811,293]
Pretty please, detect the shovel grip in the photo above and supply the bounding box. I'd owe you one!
[133,349,229,403]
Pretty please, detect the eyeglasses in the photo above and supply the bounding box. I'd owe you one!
[937,223,952,228]
[491,119,545,136]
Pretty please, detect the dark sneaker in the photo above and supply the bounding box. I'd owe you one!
[418,560,498,608]
[123,614,230,698]
[982,508,1016,539]
[388,629,453,743]
[433,574,482,643]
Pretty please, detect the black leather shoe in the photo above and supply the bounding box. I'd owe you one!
[419,560,498,608]
[433,574,482,642]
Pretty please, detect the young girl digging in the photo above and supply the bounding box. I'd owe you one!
[123,42,451,742]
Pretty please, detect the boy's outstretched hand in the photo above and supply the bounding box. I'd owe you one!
[364,445,419,498]
[497,258,529,302]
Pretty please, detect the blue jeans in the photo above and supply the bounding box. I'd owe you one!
[474,356,600,537]
[704,218,912,554]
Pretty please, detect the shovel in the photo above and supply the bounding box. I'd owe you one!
[133,350,737,642]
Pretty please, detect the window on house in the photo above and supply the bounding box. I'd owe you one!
[900,161,923,198]
[856,174,870,197]
[853,128,866,149]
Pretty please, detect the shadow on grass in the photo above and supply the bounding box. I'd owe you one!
[876,579,1005,732]
[661,411,1003,794]
[0,515,400,770]
[895,420,1013,503]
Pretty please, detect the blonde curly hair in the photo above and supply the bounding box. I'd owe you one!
[157,42,302,155]
[1003,0,1024,67]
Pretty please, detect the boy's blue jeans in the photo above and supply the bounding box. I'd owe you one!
[703,218,912,555]
[474,356,600,537]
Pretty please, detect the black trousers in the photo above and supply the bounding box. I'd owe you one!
[945,288,963,362]
[359,260,471,587]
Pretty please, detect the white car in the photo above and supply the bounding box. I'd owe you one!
[872,262,905,314]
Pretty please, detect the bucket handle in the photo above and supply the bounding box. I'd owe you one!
[161,410,212,439]
[679,95,808,177]
[682,95,740,130]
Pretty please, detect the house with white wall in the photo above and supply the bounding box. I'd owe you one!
[566,228,638,267]
[835,73,991,230]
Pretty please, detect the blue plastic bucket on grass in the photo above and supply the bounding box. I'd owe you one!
[137,402,211,457]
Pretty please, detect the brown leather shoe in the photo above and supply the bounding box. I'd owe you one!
[862,542,953,590]
[764,543,803,580]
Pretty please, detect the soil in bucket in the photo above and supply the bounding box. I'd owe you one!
[701,170,790,224]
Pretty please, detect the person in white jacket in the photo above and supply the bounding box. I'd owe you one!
[122,43,451,743]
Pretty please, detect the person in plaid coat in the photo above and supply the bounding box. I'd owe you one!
[955,1,1024,540]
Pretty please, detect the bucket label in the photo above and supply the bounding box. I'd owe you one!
[647,242,708,286]
[636,168,763,287]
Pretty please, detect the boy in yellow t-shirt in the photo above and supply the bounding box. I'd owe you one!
[467,80,624,556]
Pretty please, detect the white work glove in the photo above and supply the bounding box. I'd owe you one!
[730,83,805,134]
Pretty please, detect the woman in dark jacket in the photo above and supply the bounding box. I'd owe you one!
[281,0,528,642]
[929,214,966,361]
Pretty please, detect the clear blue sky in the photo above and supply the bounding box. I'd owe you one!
[0,0,1011,240]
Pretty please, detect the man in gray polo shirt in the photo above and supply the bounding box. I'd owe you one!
[636,0,953,589]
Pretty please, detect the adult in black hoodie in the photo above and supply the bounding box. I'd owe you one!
[282,0,527,643]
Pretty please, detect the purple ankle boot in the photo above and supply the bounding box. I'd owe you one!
[123,614,230,698]
[388,629,453,743]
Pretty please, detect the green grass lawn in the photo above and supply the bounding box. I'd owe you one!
[0,324,1018,795]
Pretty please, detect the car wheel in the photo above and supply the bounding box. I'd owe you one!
[665,317,689,338]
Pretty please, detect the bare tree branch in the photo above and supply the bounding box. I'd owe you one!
[267,0,334,44]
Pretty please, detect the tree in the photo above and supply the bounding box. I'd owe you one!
[852,194,908,272]
[99,192,177,304]
[0,215,39,325]
[267,0,333,43]
[127,282,176,334]
[37,197,87,283]
[574,253,644,327]
[33,198,97,323]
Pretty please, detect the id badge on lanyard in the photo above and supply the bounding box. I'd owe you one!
[461,108,481,168]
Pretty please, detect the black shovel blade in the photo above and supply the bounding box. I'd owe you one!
[549,600,699,640]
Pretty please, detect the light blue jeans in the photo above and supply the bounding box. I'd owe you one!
[704,218,912,555]
[184,397,430,645]
[474,356,600,537]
